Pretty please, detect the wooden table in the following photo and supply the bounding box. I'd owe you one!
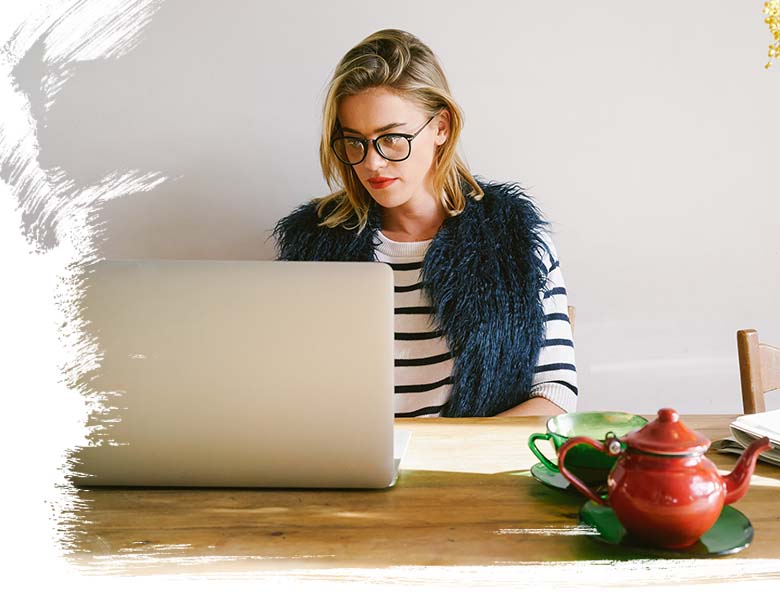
[62,416,780,585]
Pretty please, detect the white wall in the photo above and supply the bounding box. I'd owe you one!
[11,0,780,413]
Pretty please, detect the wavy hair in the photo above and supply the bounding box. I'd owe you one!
[314,29,482,231]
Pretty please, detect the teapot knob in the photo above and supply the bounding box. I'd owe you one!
[658,408,679,423]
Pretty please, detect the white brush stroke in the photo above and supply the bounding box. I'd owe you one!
[0,0,172,595]
[495,527,598,536]
[1,0,779,596]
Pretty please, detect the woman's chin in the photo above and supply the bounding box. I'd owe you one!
[366,188,403,207]
[372,196,410,211]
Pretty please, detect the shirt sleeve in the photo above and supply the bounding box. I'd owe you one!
[528,233,578,412]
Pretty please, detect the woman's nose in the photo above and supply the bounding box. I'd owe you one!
[363,142,387,170]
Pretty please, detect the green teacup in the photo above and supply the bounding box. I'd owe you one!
[528,412,648,482]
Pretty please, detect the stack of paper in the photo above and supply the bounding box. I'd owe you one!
[712,409,780,466]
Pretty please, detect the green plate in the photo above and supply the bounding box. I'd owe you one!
[579,501,754,557]
[530,462,609,497]
[530,462,571,491]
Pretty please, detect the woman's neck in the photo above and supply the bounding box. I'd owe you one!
[380,196,448,242]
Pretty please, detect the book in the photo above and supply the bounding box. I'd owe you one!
[712,409,780,467]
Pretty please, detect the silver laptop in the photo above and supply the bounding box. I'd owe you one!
[68,259,410,489]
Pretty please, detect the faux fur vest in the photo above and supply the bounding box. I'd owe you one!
[272,177,550,417]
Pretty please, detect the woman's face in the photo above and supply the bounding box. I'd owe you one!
[336,87,449,212]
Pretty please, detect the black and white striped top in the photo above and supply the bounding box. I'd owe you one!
[374,230,578,417]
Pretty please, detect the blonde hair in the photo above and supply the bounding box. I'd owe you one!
[315,29,483,231]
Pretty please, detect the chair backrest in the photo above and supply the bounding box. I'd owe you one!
[737,329,780,414]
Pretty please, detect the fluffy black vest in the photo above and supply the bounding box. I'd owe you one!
[272,178,550,417]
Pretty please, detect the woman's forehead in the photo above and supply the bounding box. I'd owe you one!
[337,88,424,134]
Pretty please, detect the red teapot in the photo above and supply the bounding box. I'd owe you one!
[557,408,770,549]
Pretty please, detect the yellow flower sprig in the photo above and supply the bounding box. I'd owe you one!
[765,0,780,68]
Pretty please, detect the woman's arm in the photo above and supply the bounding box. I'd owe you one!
[496,396,566,417]
[494,233,578,417]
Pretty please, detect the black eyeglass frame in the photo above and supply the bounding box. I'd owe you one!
[330,112,439,165]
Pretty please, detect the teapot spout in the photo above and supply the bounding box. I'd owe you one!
[723,436,771,505]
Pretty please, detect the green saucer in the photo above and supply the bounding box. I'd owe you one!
[530,462,572,491]
[579,501,754,557]
[530,463,609,497]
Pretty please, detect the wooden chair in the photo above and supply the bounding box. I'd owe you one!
[737,329,780,414]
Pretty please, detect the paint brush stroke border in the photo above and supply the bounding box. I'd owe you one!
[1,0,779,594]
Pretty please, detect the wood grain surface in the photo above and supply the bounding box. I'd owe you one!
[59,416,780,579]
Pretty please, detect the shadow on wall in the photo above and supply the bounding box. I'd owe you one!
[10,1,332,260]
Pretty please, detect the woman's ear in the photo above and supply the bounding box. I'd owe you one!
[434,109,451,146]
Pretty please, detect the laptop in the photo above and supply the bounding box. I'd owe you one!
[68,259,411,489]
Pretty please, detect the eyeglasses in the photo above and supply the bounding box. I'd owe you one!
[330,112,438,165]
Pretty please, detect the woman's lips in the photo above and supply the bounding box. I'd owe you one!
[368,178,397,189]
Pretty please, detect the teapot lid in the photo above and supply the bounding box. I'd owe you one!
[622,408,710,455]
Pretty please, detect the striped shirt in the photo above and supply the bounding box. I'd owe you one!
[374,229,578,417]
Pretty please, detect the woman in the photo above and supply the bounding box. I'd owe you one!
[273,29,577,417]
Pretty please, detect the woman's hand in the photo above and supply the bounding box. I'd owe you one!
[495,396,565,417]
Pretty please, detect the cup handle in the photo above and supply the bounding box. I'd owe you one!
[557,436,612,505]
[528,432,559,472]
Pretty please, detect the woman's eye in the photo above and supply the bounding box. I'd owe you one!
[382,135,405,146]
[345,139,364,149]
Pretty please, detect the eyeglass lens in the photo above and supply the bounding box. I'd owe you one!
[332,135,410,164]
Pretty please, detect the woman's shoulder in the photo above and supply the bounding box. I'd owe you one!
[274,195,343,235]
[471,176,540,212]
[272,193,370,260]
[272,199,334,260]
[469,176,548,229]
[464,177,555,268]
[276,199,318,226]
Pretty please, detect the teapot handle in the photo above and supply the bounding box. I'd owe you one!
[557,436,616,506]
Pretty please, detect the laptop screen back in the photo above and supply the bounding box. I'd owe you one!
[69,260,395,488]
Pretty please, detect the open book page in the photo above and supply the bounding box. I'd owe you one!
[731,430,780,466]
[711,437,748,456]
[394,429,412,463]
[731,409,780,444]
[389,429,413,487]
[713,410,780,467]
